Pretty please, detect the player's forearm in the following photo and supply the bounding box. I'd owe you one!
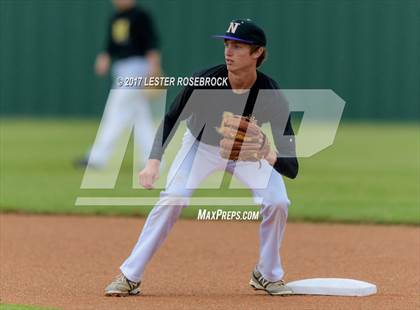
[270,111,299,178]
[270,138,298,179]
[145,50,161,76]
[148,114,181,160]
[97,52,111,61]
[274,157,299,179]
[95,53,111,76]
[146,159,161,168]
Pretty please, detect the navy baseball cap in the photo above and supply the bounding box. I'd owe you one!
[213,19,266,46]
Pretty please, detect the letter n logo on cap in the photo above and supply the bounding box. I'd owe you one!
[227,22,240,34]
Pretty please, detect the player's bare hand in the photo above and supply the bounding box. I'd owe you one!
[265,150,278,166]
[146,50,161,78]
[95,53,111,76]
[139,159,160,189]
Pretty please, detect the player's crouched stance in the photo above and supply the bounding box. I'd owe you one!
[105,19,298,297]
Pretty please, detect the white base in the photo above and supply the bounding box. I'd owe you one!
[286,278,377,296]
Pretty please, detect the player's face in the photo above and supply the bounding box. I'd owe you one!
[224,40,257,72]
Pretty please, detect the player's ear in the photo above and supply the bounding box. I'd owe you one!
[251,46,264,59]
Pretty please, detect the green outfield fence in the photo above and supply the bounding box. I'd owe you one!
[0,0,419,120]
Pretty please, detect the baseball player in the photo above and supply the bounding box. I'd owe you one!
[77,0,161,169]
[105,19,299,296]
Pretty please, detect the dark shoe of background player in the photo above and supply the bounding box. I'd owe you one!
[73,157,102,170]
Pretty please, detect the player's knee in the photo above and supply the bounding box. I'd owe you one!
[159,190,191,207]
[162,180,194,199]
[160,191,192,200]
[153,196,188,217]
[266,197,290,212]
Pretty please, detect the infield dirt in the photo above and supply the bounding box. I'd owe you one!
[1,214,419,310]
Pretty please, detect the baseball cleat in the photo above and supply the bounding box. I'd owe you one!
[249,267,293,296]
[104,273,141,297]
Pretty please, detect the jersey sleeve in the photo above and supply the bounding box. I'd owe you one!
[105,17,116,56]
[134,10,159,54]
[265,82,299,179]
[148,86,194,160]
[149,66,227,160]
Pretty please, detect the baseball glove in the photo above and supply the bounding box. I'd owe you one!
[217,112,270,162]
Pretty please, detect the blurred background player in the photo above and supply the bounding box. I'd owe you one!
[77,0,161,169]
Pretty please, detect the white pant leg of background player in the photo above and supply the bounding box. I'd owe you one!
[88,57,154,167]
[88,89,137,167]
[232,160,290,282]
[120,131,224,282]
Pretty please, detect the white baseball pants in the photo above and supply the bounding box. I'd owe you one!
[120,129,291,283]
[88,57,155,168]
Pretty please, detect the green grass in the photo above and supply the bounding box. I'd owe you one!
[0,118,419,224]
[0,304,59,310]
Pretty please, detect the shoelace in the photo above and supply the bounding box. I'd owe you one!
[115,274,138,289]
[272,280,285,286]
[115,274,125,282]
[258,275,270,288]
[258,274,285,288]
